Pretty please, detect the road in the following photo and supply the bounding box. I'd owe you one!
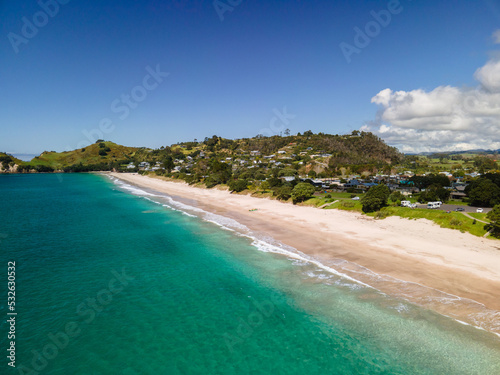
[434,204,492,214]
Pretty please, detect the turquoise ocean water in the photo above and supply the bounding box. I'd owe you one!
[1,173,500,374]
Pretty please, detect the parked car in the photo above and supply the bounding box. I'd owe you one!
[476,208,484,213]
[352,196,360,200]
[455,207,465,212]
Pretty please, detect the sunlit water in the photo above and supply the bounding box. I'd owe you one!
[1,173,499,374]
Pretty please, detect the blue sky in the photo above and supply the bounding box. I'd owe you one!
[2,0,500,156]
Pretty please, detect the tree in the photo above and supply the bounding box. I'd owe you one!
[389,191,404,202]
[291,182,315,203]
[163,156,174,173]
[487,205,500,237]
[267,177,282,188]
[278,168,297,177]
[260,181,270,191]
[274,186,292,201]
[418,184,450,203]
[228,179,248,193]
[468,179,500,207]
[361,184,390,213]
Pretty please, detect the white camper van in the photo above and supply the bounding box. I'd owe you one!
[427,202,441,209]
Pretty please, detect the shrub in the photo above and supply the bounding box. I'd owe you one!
[374,211,388,219]
[389,191,404,202]
[486,205,500,236]
[204,175,221,188]
[450,218,462,227]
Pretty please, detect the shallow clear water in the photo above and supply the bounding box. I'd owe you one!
[1,173,499,374]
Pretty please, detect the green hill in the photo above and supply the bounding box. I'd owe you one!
[0,152,24,172]
[22,141,144,171]
[12,131,402,174]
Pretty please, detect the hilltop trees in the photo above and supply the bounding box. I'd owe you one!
[361,184,390,213]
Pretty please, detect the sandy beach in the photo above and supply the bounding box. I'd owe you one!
[108,172,500,335]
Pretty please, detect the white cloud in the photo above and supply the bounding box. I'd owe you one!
[474,58,500,92]
[365,56,500,153]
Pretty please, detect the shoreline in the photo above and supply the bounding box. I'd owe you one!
[107,172,500,336]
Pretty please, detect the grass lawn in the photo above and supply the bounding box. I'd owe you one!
[324,199,363,212]
[447,199,469,206]
[468,212,491,222]
[301,197,337,207]
[367,207,489,237]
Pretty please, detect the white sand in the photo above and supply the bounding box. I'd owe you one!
[108,172,500,333]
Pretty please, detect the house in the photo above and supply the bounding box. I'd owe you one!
[450,183,468,200]
[250,150,261,156]
[361,182,378,189]
[277,150,286,154]
[310,179,324,187]
[344,179,361,188]
[126,163,136,169]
